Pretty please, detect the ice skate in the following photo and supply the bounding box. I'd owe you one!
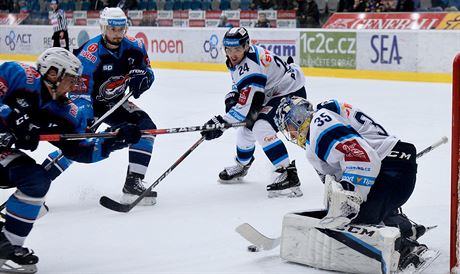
[398,238,440,273]
[121,173,157,206]
[218,157,255,183]
[0,231,38,274]
[266,161,302,198]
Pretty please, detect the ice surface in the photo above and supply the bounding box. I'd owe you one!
[0,66,451,273]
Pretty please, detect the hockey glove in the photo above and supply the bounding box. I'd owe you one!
[224,91,239,113]
[6,109,40,151]
[101,123,142,157]
[128,69,153,99]
[201,115,226,140]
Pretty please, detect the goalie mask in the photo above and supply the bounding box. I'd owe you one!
[275,96,314,149]
[37,47,83,100]
[100,7,128,47]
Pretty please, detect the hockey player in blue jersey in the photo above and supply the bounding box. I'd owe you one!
[275,97,433,271]
[43,7,157,204]
[0,47,142,273]
[201,27,307,198]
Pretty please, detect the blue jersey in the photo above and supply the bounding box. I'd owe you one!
[73,35,154,113]
[0,62,109,163]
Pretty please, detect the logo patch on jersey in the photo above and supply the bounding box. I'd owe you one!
[126,35,137,42]
[335,139,370,162]
[342,103,353,117]
[81,49,97,63]
[0,78,8,96]
[87,43,98,53]
[68,103,78,118]
[263,134,277,143]
[96,75,128,101]
[238,87,251,105]
[16,98,29,108]
[103,64,113,71]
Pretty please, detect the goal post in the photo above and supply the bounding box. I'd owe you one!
[451,53,460,272]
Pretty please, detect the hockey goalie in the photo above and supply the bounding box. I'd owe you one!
[274,97,439,273]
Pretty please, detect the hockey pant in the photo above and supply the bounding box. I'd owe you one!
[0,150,50,246]
[43,100,155,180]
[352,141,417,227]
[235,88,307,168]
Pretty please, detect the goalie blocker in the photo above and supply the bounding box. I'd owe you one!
[281,210,401,274]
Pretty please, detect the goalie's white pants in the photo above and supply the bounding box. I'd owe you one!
[236,120,290,168]
[281,210,401,274]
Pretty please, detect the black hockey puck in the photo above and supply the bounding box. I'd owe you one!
[247,245,260,252]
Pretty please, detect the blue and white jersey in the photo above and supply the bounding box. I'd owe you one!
[224,45,305,123]
[73,34,154,112]
[305,100,399,201]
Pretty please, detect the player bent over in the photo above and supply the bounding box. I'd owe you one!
[201,27,307,198]
[0,47,142,273]
[274,97,435,272]
[43,7,157,204]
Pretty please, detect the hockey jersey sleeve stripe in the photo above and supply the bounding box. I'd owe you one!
[317,100,340,115]
[315,124,360,161]
[236,74,267,91]
[228,109,246,121]
[342,172,376,187]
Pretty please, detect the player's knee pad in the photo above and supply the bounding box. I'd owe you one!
[281,210,401,274]
[252,119,279,147]
[236,126,256,148]
[10,164,51,198]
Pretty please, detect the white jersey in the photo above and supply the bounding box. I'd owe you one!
[224,45,305,123]
[305,100,399,201]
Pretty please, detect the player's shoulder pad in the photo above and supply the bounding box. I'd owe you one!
[245,45,260,65]
[123,35,146,51]
[78,36,102,64]
[317,99,341,115]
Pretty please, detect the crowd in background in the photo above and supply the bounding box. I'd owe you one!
[0,0,458,28]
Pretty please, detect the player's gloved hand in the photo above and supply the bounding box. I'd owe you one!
[128,69,152,99]
[0,132,15,149]
[201,115,226,140]
[224,91,239,113]
[115,123,142,144]
[6,109,40,151]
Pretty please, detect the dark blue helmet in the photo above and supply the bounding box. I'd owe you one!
[223,27,249,48]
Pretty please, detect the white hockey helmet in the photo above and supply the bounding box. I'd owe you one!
[100,7,128,35]
[275,96,314,148]
[36,47,82,79]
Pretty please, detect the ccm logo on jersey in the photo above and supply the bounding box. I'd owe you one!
[335,139,370,162]
[238,87,251,105]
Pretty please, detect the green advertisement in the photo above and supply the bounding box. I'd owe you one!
[300,31,357,69]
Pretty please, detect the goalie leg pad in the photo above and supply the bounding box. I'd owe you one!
[281,210,400,274]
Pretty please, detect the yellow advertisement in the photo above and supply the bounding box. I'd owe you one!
[436,13,460,29]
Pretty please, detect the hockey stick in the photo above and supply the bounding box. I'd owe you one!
[38,122,246,141]
[0,91,134,216]
[236,136,449,252]
[99,136,206,213]
[43,90,133,170]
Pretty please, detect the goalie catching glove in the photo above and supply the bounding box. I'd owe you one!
[128,68,153,99]
[320,175,363,229]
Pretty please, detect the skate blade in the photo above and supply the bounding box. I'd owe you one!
[0,259,37,274]
[121,194,157,206]
[398,249,440,274]
[218,177,246,184]
[267,186,303,198]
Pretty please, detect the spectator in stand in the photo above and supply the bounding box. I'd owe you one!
[0,0,7,11]
[338,0,355,11]
[140,14,159,26]
[258,0,275,9]
[117,0,139,9]
[381,0,396,11]
[218,15,234,28]
[11,1,20,12]
[353,0,368,11]
[297,0,319,28]
[276,0,296,9]
[93,0,110,9]
[50,0,69,50]
[18,0,29,12]
[396,0,414,11]
[255,13,271,27]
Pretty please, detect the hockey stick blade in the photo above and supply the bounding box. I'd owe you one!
[99,196,132,213]
[235,223,281,251]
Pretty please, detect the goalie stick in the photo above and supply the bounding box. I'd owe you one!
[99,136,206,212]
[236,137,448,251]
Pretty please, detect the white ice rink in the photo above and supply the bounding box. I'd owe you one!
[0,67,452,273]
